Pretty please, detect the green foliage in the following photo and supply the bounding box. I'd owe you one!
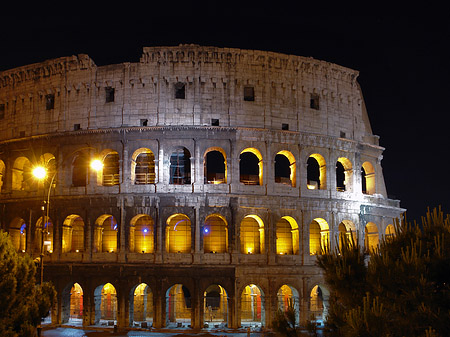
[317,207,450,337]
[0,231,56,337]
[272,304,298,337]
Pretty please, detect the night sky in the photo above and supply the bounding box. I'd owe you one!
[1,6,449,223]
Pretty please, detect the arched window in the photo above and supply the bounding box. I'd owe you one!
[130,215,154,253]
[72,153,88,187]
[240,215,265,254]
[338,220,356,250]
[276,216,299,255]
[203,215,228,253]
[166,214,191,253]
[307,154,326,190]
[385,224,395,241]
[275,151,296,187]
[204,149,226,184]
[309,218,329,255]
[336,157,353,192]
[240,148,262,185]
[365,222,379,252]
[94,215,118,253]
[12,156,33,190]
[170,148,191,185]
[102,152,120,186]
[132,149,155,185]
[36,216,53,253]
[361,161,375,195]
[62,215,85,253]
[240,284,265,325]
[9,217,27,252]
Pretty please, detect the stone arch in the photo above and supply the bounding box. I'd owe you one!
[240,148,263,185]
[203,214,228,253]
[338,220,357,249]
[169,147,191,185]
[203,284,229,327]
[307,153,326,190]
[276,216,299,255]
[94,282,117,325]
[71,152,89,187]
[62,215,85,253]
[94,214,118,253]
[336,157,352,192]
[309,284,330,325]
[309,218,329,255]
[95,149,120,186]
[240,284,265,327]
[9,217,27,252]
[12,156,33,190]
[204,147,227,184]
[365,222,379,252]
[361,161,375,195]
[35,216,53,254]
[61,282,84,325]
[130,214,155,253]
[240,215,265,254]
[166,284,192,328]
[275,150,296,187]
[166,214,191,253]
[277,284,300,324]
[129,283,153,327]
[385,224,395,241]
[131,148,156,185]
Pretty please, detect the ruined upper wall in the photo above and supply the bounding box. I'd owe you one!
[0,45,376,144]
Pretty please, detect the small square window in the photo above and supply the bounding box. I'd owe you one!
[0,104,5,119]
[310,93,320,110]
[140,119,148,126]
[340,131,346,138]
[211,119,219,126]
[45,94,55,110]
[73,124,81,131]
[244,86,255,101]
[175,82,186,99]
[105,87,115,103]
[282,123,289,130]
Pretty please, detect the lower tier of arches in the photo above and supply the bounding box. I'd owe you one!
[47,264,328,329]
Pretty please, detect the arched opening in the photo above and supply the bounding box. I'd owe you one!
[130,214,154,253]
[72,153,89,187]
[276,216,299,255]
[102,151,120,186]
[240,148,262,185]
[166,284,191,328]
[35,216,53,254]
[310,285,329,326]
[307,154,326,190]
[365,222,379,252]
[240,215,265,254]
[204,148,226,184]
[94,215,118,253]
[204,284,228,327]
[169,147,191,185]
[277,285,300,324]
[336,157,352,192]
[62,215,85,253]
[132,148,156,185]
[385,224,395,241]
[0,160,5,192]
[338,220,357,250]
[12,156,33,190]
[361,161,375,195]
[94,283,117,325]
[309,218,329,255]
[240,284,265,328]
[275,151,296,187]
[9,217,27,252]
[166,214,191,253]
[203,214,228,253]
[61,282,84,325]
[130,283,153,327]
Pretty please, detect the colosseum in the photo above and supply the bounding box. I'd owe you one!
[0,45,403,330]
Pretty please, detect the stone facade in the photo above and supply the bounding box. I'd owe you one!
[0,45,403,329]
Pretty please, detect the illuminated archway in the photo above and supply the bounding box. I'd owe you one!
[338,220,357,250]
[276,216,299,255]
[240,215,265,254]
[310,285,329,324]
[12,156,33,190]
[94,215,118,253]
[240,148,263,185]
[131,148,156,184]
[204,284,228,326]
[362,161,375,195]
[277,285,300,324]
[130,283,153,326]
[61,282,84,325]
[169,147,191,185]
[62,215,85,253]
[275,151,296,187]
[166,214,191,253]
[166,284,191,327]
[240,284,265,327]
[9,217,27,252]
[203,214,228,253]
[365,222,379,252]
[336,157,352,192]
[385,224,395,241]
[94,283,117,324]
[204,148,227,184]
[35,216,53,254]
[130,214,154,253]
[309,218,329,255]
[307,154,326,190]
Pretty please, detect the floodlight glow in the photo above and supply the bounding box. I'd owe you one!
[90,159,103,171]
[33,166,47,180]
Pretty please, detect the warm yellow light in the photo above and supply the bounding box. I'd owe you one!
[307,183,317,190]
[33,166,47,180]
[91,159,103,171]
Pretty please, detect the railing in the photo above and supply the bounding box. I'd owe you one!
[135,173,155,184]
[103,174,120,186]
